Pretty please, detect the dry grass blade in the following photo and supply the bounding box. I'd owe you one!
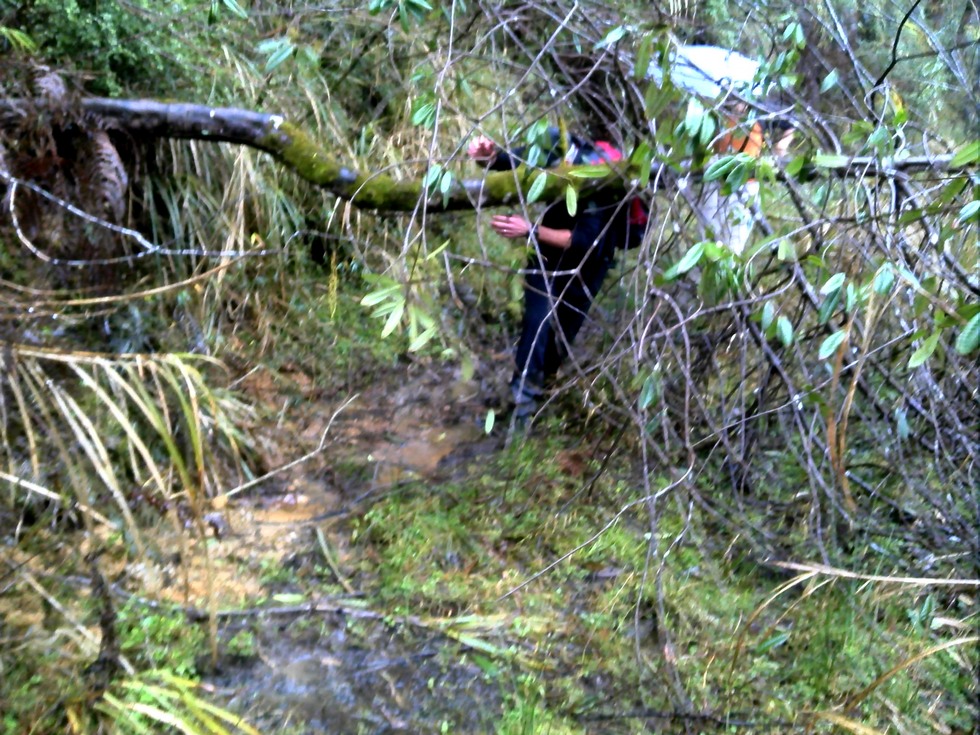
[45,373,146,554]
[841,635,979,711]
[72,360,171,497]
[16,359,95,510]
[774,561,980,588]
[0,470,117,528]
[810,711,885,735]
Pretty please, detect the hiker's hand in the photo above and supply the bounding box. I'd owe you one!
[490,214,531,239]
[467,136,497,163]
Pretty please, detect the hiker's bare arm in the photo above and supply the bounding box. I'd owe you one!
[490,215,572,249]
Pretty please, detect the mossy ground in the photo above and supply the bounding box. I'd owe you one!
[1,267,975,735]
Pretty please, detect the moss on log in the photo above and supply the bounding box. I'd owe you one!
[75,98,627,213]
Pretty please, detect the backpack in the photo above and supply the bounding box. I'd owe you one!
[576,139,649,251]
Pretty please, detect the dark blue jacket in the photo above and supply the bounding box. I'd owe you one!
[487,128,645,264]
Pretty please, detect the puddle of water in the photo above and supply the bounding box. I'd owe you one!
[212,613,503,734]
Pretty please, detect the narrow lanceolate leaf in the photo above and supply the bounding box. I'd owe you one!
[664,241,706,280]
[381,301,405,338]
[776,316,794,347]
[818,330,847,360]
[955,312,980,355]
[360,284,401,307]
[873,265,895,295]
[814,154,850,168]
[565,184,578,217]
[265,42,295,72]
[950,140,980,168]
[595,25,627,50]
[956,199,979,225]
[820,272,846,296]
[222,0,249,18]
[908,330,941,368]
[567,165,611,179]
[408,325,438,352]
[704,155,738,182]
[638,372,660,410]
[526,172,547,204]
[761,302,775,331]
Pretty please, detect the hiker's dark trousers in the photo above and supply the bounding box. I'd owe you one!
[510,254,614,413]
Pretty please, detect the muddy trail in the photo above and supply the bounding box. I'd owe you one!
[188,359,522,733]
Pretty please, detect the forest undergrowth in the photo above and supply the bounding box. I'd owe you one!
[1,0,977,733]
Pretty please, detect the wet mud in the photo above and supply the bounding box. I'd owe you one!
[196,362,511,733]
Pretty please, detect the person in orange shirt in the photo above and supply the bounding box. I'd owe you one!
[699,107,795,255]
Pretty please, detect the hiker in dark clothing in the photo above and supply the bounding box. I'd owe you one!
[468,129,647,422]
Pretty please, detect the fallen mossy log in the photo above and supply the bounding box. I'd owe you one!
[1,97,972,213]
[74,98,618,212]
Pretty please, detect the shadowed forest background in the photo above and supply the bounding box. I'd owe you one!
[0,1,977,733]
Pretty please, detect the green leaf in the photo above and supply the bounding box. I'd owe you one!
[776,316,793,347]
[777,239,795,261]
[761,302,775,330]
[634,33,653,80]
[595,25,627,50]
[408,325,438,352]
[425,239,450,261]
[956,200,979,225]
[684,98,705,137]
[272,593,305,604]
[817,288,840,325]
[484,409,495,434]
[567,165,610,179]
[820,69,839,92]
[440,170,454,195]
[633,140,654,187]
[527,173,547,203]
[950,140,980,168]
[895,407,910,440]
[757,631,790,653]
[360,284,401,307]
[908,330,940,368]
[411,101,436,128]
[697,114,717,148]
[439,170,453,206]
[221,0,249,18]
[565,185,578,217]
[818,330,847,360]
[873,265,895,295]
[265,41,295,72]
[423,164,442,189]
[638,372,661,410]
[820,272,846,296]
[784,155,806,177]
[381,301,405,338]
[644,81,673,121]
[0,27,37,52]
[704,155,738,182]
[955,312,980,355]
[664,242,706,280]
[813,154,850,169]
